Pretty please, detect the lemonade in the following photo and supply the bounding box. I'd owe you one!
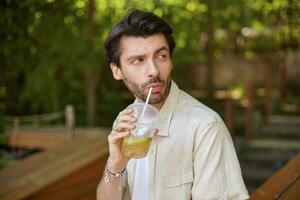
[121,101,158,159]
[122,136,152,158]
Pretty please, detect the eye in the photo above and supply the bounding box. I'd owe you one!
[157,54,167,61]
[131,58,144,65]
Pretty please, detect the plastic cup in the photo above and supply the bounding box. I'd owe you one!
[122,103,159,159]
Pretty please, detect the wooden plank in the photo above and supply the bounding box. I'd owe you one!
[8,132,69,150]
[1,142,108,199]
[247,139,300,150]
[0,128,110,200]
[251,153,300,200]
[1,138,108,199]
[269,115,300,125]
[243,166,276,181]
[24,155,108,200]
[242,151,297,162]
[261,125,300,137]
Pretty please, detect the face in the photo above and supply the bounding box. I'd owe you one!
[110,34,173,108]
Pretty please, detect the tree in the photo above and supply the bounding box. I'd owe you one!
[1,0,299,127]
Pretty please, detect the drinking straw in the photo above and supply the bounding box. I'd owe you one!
[139,87,152,124]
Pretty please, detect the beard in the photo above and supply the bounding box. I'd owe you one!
[122,75,171,104]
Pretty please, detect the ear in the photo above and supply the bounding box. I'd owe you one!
[110,63,123,80]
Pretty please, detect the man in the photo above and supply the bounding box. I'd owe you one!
[97,9,249,200]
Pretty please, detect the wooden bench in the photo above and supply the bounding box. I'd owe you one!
[0,128,110,200]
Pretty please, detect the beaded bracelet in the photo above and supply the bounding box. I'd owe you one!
[104,167,126,183]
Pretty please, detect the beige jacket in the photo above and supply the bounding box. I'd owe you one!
[121,81,249,200]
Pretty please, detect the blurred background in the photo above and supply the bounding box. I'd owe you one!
[0,0,299,199]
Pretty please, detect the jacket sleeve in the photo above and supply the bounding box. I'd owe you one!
[192,121,249,200]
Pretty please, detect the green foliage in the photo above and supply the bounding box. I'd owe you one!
[1,0,299,126]
[0,85,7,144]
[0,117,7,145]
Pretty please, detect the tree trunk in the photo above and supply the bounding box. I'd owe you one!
[85,69,99,126]
[206,0,215,99]
[85,0,98,126]
[245,80,253,139]
[264,64,272,122]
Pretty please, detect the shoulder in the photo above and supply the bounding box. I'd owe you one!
[171,89,231,148]
[175,89,223,126]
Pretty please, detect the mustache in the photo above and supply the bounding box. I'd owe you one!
[142,77,164,88]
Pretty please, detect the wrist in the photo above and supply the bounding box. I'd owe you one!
[103,164,126,184]
[107,157,127,173]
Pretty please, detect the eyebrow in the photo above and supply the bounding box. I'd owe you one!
[127,46,169,61]
[154,46,169,54]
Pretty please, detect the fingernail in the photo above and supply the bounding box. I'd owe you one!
[132,117,137,122]
[127,108,133,112]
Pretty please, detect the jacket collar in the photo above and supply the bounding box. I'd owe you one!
[156,80,179,137]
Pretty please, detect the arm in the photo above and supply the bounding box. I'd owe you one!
[97,158,128,200]
[192,121,249,199]
[97,108,136,200]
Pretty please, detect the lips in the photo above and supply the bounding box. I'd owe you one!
[146,83,163,93]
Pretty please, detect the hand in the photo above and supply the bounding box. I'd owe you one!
[107,108,137,173]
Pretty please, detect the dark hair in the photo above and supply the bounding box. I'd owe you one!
[104,9,176,67]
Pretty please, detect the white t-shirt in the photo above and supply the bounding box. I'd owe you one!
[131,155,149,200]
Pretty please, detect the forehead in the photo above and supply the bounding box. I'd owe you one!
[119,34,169,57]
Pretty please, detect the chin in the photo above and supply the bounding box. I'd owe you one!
[149,100,163,105]
[149,96,164,104]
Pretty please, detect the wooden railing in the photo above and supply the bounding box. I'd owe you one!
[251,153,300,200]
[3,105,75,138]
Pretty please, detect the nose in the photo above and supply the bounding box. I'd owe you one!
[146,60,159,78]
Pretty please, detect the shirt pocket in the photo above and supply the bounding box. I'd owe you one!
[161,171,193,200]
[164,171,193,187]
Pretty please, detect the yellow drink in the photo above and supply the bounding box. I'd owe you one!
[122,136,152,158]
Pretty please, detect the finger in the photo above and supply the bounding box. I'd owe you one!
[118,115,137,123]
[118,108,134,117]
[108,131,131,144]
[116,122,136,131]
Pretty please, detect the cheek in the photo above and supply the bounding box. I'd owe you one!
[123,70,144,85]
[159,63,172,76]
